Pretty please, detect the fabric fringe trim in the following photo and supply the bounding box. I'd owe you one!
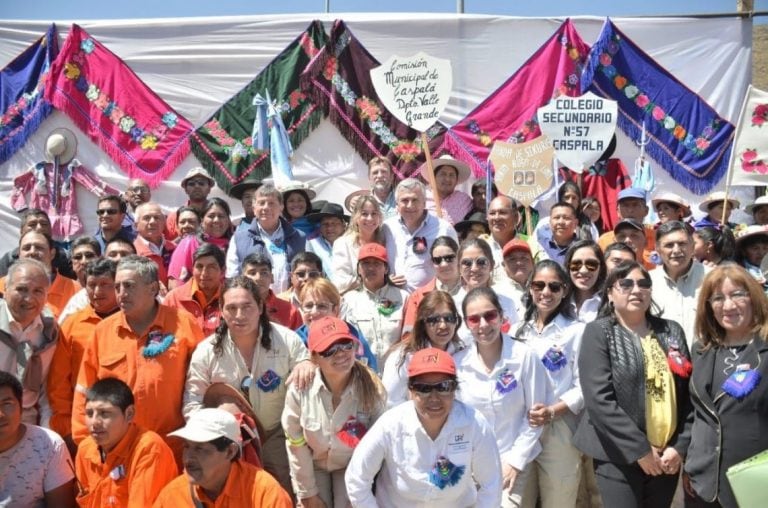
[0,99,52,165]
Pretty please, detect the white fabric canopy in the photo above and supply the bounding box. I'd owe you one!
[0,14,752,246]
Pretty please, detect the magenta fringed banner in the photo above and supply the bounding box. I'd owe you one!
[444,19,590,177]
[300,19,446,180]
[45,25,192,187]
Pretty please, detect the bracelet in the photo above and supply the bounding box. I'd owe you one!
[548,407,555,422]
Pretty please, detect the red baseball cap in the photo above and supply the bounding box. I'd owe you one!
[407,347,456,378]
[307,316,358,353]
[358,243,388,263]
[502,238,532,258]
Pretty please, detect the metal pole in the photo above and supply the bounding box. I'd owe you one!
[456,0,464,14]
[325,0,330,13]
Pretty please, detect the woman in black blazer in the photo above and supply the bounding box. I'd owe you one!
[573,261,693,507]
[684,264,768,508]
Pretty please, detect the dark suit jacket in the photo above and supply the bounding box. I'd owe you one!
[573,316,693,464]
[684,339,768,508]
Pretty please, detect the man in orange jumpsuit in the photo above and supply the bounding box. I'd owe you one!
[73,255,204,462]
[48,258,119,452]
[75,377,177,507]
[153,408,291,507]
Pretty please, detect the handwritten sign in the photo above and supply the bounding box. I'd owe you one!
[370,52,452,132]
[537,91,617,173]
[490,136,555,207]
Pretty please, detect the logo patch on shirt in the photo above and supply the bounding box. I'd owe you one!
[255,369,281,392]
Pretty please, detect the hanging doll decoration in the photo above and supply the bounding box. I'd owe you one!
[11,128,121,241]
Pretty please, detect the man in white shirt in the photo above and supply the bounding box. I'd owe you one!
[649,221,708,348]
[0,258,58,426]
[481,195,537,284]
[0,372,75,507]
[382,179,457,292]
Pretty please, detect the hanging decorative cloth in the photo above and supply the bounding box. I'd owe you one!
[299,19,446,180]
[0,24,58,164]
[44,24,193,187]
[444,19,590,178]
[191,21,328,193]
[580,19,735,194]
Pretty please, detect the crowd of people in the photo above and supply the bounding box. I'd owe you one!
[0,150,767,508]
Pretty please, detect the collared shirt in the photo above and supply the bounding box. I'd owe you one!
[345,400,502,508]
[48,304,106,437]
[282,370,386,498]
[381,341,465,409]
[383,212,457,292]
[75,423,177,508]
[5,304,44,347]
[73,305,204,458]
[535,225,578,265]
[425,189,474,226]
[94,225,136,255]
[255,222,290,293]
[306,235,334,276]
[184,324,308,431]
[372,190,398,220]
[568,293,602,323]
[454,335,549,471]
[597,227,657,270]
[153,460,292,508]
[58,287,89,324]
[163,278,222,337]
[0,273,82,322]
[650,260,709,349]
[134,235,175,286]
[341,284,408,370]
[516,314,585,418]
[265,290,303,330]
[330,234,362,294]
[480,232,538,285]
[0,425,74,507]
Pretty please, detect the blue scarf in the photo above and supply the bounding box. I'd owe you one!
[0,24,58,164]
[581,19,734,194]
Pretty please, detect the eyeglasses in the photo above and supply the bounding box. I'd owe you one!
[530,281,565,293]
[96,208,119,216]
[424,313,458,326]
[615,278,652,293]
[708,290,750,308]
[431,254,456,265]
[72,252,97,261]
[460,257,490,269]
[409,380,458,395]
[319,341,356,358]
[301,302,333,313]
[294,270,322,280]
[185,179,210,187]
[465,309,500,327]
[569,259,600,272]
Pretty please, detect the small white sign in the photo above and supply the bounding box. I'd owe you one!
[370,52,452,132]
[537,91,617,173]
[490,136,555,207]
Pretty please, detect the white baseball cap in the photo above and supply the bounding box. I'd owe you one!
[168,408,241,444]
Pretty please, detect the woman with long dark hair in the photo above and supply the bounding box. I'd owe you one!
[573,262,693,507]
[564,240,607,322]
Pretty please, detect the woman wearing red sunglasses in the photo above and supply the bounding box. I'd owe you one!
[453,286,549,507]
[573,261,693,508]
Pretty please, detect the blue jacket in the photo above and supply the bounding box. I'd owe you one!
[231,216,306,266]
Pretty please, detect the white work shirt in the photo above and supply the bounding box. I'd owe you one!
[454,335,549,471]
[342,284,407,370]
[306,235,334,277]
[345,400,502,508]
[381,341,466,409]
[516,314,585,419]
[568,293,602,323]
[282,369,385,499]
[650,260,709,349]
[382,212,457,292]
[184,323,308,431]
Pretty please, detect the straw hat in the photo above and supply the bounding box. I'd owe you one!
[418,154,471,184]
[651,192,692,217]
[278,181,316,201]
[698,191,740,213]
[44,128,78,165]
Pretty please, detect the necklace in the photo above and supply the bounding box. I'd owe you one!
[723,340,753,376]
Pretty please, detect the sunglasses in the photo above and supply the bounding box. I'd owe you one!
[424,313,458,326]
[294,270,322,279]
[465,309,500,327]
[96,208,119,216]
[431,254,456,265]
[460,257,490,269]
[319,341,356,358]
[615,278,652,292]
[72,252,97,261]
[409,379,458,395]
[569,259,600,272]
[530,281,565,293]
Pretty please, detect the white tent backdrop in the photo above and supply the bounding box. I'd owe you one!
[0,14,752,247]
